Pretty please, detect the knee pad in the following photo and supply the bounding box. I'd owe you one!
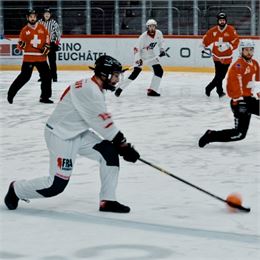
[128,67,142,80]
[37,176,69,197]
[93,140,119,167]
[152,64,164,78]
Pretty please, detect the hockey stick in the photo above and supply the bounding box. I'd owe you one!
[139,158,251,212]
[123,55,166,72]
[202,49,211,56]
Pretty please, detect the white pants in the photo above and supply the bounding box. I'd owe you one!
[14,128,119,201]
[119,57,162,92]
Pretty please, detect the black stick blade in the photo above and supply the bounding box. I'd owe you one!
[226,200,251,213]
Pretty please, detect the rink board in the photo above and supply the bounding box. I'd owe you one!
[1,35,259,71]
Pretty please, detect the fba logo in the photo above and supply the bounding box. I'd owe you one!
[57,157,73,171]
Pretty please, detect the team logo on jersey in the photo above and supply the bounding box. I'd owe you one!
[57,157,73,171]
[38,29,44,34]
[146,42,157,50]
[26,30,31,35]
[75,80,83,88]
[224,33,229,37]
[244,66,251,75]
[213,32,217,37]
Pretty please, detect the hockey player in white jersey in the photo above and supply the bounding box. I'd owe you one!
[4,55,140,213]
[115,19,165,97]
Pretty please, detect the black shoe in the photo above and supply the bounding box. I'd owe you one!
[39,98,54,104]
[147,89,160,97]
[205,88,211,97]
[99,200,130,213]
[5,182,19,210]
[38,78,42,82]
[7,95,14,104]
[198,130,212,148]
[53,78,57,82]
[218,92,226,98]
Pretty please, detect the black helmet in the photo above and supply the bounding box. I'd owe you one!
[217,12,227,20]
[44,8,51,13]
[94,55,123,79]
[27,9,37,16]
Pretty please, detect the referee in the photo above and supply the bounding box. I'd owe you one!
[39,8,61,82]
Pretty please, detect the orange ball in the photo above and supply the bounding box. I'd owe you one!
[226,193,242,212]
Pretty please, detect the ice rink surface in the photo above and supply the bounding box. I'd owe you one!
[0,70,259,260]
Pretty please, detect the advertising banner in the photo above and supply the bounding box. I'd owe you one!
[1,37,259,69]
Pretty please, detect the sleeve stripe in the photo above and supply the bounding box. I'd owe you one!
[104,122,113,128]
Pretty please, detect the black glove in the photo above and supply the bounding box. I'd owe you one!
[232,99,248,114]
[237,101,248,114]
[159,51,166,57]
[18,40,26,49]
[115,88,123,97]
[135,59,143,66]
[41,44,50,55]
[50,42,59,52]
[113,131,140,163]
[119,143,140,163]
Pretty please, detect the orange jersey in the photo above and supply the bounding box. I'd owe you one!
[227,57,260,99]
[18,22,50,62]
[203,25,239,64]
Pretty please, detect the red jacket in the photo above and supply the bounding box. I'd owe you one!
[227,57,260,99]
[203,25,239,64]
[18,22,50,62]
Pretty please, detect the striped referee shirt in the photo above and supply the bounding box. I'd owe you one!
[38,18,61,43]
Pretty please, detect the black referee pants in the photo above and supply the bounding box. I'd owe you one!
[8,61,52,101]
[48,42,58,80]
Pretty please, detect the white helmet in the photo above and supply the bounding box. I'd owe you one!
[146,19,157,27]
[239,39,255,55]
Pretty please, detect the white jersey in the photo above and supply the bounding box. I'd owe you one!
[46,76,119,141]
[134,29,164,62]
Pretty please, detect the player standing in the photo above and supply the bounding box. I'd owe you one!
[7,9,53,104]
[202,12,239,97]
[199,40,259,147]
[115,19,165,97]
[4,55,140,213]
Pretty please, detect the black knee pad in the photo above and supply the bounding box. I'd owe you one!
[152,64,164,78]
[37,176,69,197]
[93,140,119,167]
[128,67,142,80]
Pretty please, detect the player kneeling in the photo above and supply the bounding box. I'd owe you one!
[199,39,260,147]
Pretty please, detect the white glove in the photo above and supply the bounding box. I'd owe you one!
[247,81,260,98]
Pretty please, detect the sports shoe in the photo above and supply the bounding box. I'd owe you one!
[5,182,19,210]
[198,130,212,148]
[205,87,211,97]
[39,98,54,104]
[99,200,130,213]
[7,95,14,104]
[147,89,160,96]
[218,92,226,98]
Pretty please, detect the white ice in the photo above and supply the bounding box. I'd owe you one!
[0,70,259,260]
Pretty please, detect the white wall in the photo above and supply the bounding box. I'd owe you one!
[1,37,259,68]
